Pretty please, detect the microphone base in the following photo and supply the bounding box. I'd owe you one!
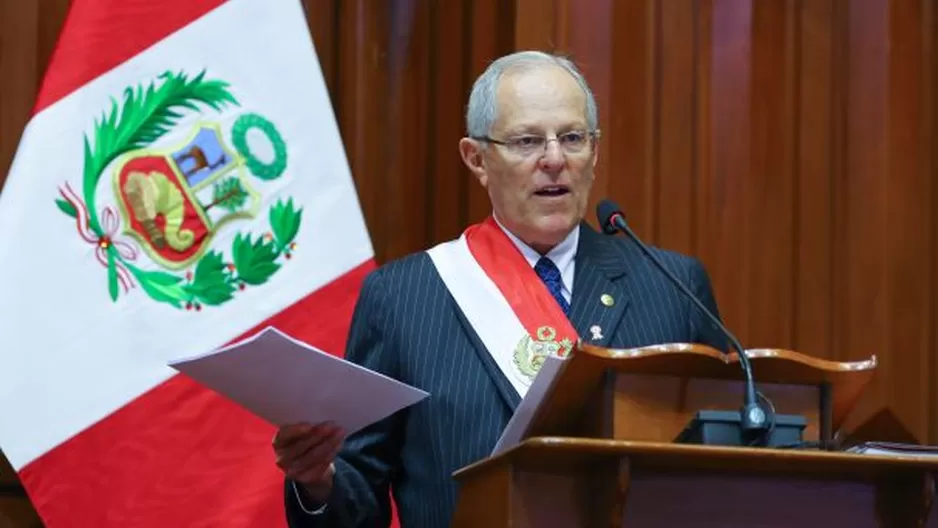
[674,409,808,448]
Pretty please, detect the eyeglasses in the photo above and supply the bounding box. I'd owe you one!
[472,130,600,157]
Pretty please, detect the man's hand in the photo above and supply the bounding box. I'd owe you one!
[274,422,345,503]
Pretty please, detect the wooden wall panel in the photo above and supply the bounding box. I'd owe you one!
[795,0,836,362]
[748,0,796,347]
[600,0,655,238]
[312,0,516,260]
[426,0,469,243]
[303,0,938,443]
[837,0,890,428]
[548,0,937,442]
[883,0,935,443]
[656,0,697,256]
[0,1,38,197]
[931,0,938,447]
[707,0,757,343]
[1,0,938,525]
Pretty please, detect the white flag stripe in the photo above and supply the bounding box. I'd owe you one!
[0,0,371,469]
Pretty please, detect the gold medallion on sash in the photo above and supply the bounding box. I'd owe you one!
[513,326,574,383]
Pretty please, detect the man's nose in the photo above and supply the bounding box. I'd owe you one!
[537,140,566,172]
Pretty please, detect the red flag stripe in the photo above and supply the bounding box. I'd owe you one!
[18,259,376,528]
[33,0,224,114]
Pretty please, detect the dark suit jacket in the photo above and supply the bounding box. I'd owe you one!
[285,222,728,528]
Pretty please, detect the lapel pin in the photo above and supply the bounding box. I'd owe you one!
[590,325,604,341]
[600,294,614,307]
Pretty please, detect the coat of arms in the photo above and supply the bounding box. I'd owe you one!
[54,70,301,311]
[513,326,574,383]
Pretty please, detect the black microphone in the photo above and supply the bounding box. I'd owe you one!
[595,199,771,440]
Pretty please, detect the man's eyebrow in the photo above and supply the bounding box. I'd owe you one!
[502,123,587,135]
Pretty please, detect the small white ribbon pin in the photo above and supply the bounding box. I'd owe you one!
[589,325,604,341]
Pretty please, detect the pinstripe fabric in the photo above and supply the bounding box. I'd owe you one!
[285,223,728,528]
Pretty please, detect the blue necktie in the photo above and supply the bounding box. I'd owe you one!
[534,257,570,315]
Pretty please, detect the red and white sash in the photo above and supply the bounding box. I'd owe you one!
[426,216,579,398]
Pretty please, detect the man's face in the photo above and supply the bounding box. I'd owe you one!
[460,65,598,253]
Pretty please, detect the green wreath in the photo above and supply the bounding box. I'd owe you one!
[232,113,287,180]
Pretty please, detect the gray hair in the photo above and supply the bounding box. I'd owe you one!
[465,50,599,138]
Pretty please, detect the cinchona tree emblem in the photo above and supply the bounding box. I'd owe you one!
[55,70,301,311]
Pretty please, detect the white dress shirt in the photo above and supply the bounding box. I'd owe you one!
[492,215,578,303]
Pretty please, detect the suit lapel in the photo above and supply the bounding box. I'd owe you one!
[568,223,631,347]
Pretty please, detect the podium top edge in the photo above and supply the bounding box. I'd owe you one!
[577,341,878,375]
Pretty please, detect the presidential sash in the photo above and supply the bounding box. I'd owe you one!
[426,216,579,398]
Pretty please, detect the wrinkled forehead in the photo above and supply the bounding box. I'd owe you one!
[492,66,589,134]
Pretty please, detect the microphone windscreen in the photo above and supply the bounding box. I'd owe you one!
[595,199,624,234]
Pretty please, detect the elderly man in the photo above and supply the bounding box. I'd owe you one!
[274,50,727,527]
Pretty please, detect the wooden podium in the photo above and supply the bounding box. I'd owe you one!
[450,343,938,527]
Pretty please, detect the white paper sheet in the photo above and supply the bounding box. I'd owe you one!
[491,354,567,455]
[169,326,429,434]
[846,442,938,458]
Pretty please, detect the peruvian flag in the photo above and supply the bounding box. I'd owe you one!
[0,0,377,526]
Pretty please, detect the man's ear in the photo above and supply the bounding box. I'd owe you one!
[459,138,488,186]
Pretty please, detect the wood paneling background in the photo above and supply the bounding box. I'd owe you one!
[1,0,936,526]
[309,0,938,442]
